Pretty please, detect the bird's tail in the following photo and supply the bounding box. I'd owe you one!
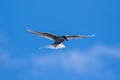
[39,43,65,49]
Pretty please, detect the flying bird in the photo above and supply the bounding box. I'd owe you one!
[26,29,95,49]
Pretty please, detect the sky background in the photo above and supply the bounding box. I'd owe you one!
[0,0,120,80]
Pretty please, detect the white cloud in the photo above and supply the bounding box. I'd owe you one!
[32,44,120,68]
[0,44,120,79]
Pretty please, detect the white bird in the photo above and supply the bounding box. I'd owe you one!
[26,29,95,49]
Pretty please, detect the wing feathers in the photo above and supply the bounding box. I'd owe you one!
[66,34,96,40]
[26,29,58,40]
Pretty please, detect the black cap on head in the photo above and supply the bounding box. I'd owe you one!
[62,36,68,41]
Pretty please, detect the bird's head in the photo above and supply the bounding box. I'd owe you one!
[62,36,68,41]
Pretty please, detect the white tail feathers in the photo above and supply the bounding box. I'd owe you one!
[39,43,66,49]
[47,43,65,49]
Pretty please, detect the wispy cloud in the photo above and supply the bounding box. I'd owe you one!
[0,44,120,79]
[32,44,120,76]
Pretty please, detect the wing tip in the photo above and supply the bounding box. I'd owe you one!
[26,28,31,32]
[89,34,96,37]
[26,28,34,33]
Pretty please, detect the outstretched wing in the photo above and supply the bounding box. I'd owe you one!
[26,29,58,40]
[66,34,96,40]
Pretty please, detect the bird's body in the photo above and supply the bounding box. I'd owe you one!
[54,36,66,45]
[49,36,66,48]
[26,29,95,49]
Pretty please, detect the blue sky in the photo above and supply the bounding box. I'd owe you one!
[0,0,120,80]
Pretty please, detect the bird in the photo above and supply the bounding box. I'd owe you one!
[26,29,95,49]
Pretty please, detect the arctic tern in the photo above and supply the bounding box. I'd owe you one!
[26,29,95,49]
